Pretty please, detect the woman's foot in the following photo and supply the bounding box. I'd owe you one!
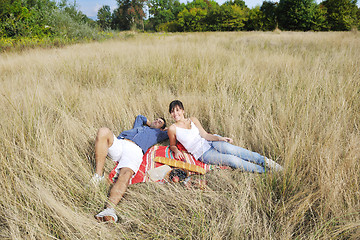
[265,158,284,172]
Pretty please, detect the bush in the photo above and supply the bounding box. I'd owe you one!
[48,9,98,40]
[156,21,182,32]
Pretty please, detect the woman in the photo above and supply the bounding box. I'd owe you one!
[167,100,283,173]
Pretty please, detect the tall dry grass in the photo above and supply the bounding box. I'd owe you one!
[0,31,359,239]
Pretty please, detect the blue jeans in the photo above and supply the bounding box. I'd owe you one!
[200,141,267,173]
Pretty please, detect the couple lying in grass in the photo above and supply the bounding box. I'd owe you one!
[91,100,283,223]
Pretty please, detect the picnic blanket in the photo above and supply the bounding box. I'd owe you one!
[108,143,214,184]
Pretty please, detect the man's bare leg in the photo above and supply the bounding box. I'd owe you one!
[95,167,134,222]
[94,127,114,176]
[107,167,134,208]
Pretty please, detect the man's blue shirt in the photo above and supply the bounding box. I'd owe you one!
[118,115,168,153]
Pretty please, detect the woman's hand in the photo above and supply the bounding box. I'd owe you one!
[221,137,233,144]
[174,150,185,160]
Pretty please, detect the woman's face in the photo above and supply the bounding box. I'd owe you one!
[170,105,184,121]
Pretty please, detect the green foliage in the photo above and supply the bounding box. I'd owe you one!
[174,0,248,32]
[311,4,330,31]
[245,6,263,31]
[186,0,213,10]
[119,0,358,32]
[156,20,182,31]
[358,7,360,29]
[177,8,208,31]
[58,0,92,25]
[97,5,112,30]
[218,3,248,31]
[260,1,277,31]
[223,0,247,8]
[112,0,146,30]
[147,0,181,30]
[112,1,130,30]
[175,0,217,32]
[0,0,111,52]
[277,0,319,31]
[48,9,97,39]
[2,0,357,38]
[322,0,359,30]
[276,0,331,31]
[0,0,48,37]
[0,0,97,39]
[206,4,223,31]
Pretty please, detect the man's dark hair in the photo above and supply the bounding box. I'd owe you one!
[169,100,184,113]
[168,168,188,182]
[159,117,166,129]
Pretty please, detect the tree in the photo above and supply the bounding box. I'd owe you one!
[277,0,319,31]
[57,0,90,24]
[0,0,27,37]
[206,3,222,31]
[219,2,248,31]
[177,7,207,31]
[113,0,146,30]
[223,0,247,8]
[0,0,11,20]
[112,0,130,30]
[97,5,112,30]
[147,0,182,30]
[0,0,98,40]
[175,0,224,32]
[245,6,262,30]
[186,0,218,10]
[357,6,360,29]
[321,0,358,30]
[260,1,277,31]
[0,0,60,37]
[311,3,329,30]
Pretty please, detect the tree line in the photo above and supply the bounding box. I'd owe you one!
[1,0,359,41]
[98,0,360,32]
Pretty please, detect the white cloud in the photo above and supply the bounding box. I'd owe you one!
[91,2,117,17]
[94,4,102,14]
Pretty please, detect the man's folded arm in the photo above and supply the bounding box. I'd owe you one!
[133,115,148,128]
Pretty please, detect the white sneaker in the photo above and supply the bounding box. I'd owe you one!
[95,208,118,222]
[265,158,284,172]
[90,173,104,186]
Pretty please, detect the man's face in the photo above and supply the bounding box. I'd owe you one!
[150,118,165,129]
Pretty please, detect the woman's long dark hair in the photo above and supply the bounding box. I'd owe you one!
[169,100,184,113]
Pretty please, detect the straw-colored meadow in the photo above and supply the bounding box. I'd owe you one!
[0,31,359,239]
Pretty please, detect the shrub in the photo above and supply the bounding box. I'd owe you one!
[156,21,182,32]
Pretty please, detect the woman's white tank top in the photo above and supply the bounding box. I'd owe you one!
[175,121,211,160]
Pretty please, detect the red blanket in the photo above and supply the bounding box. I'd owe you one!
[109,143,212,184]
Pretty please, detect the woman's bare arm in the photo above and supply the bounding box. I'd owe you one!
[190,117,233,143]
[168,125,185,160]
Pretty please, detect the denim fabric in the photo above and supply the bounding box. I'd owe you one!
[200,140,267,173]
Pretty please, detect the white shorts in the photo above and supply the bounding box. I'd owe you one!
[108,135,143,175]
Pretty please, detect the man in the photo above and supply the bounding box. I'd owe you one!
[92,115,168,222]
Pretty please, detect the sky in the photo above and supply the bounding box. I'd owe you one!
[64,0,359,20]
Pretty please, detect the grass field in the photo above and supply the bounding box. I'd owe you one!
[0,31,359,239]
